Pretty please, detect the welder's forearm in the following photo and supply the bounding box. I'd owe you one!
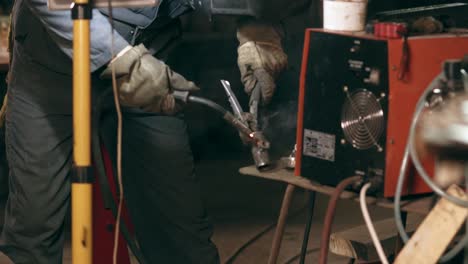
[24,0,129,71]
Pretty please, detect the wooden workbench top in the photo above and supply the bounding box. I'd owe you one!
[239,165,434,215]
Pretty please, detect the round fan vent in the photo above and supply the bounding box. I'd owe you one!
[341,89,384,150]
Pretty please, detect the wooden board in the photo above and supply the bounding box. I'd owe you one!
[239,165,359,199]
[239,165,435,214]
[394,184,468,264]
[329,218,420,260]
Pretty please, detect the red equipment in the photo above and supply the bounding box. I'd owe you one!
[296,28,468,197]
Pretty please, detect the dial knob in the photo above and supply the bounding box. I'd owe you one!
[364,68,380,86]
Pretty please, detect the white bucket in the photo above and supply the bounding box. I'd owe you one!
[323,0,368,32]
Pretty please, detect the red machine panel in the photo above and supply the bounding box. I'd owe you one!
[296,28,468,197]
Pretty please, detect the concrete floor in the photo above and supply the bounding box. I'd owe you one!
[197,154,396,264]
[0,146,408,264]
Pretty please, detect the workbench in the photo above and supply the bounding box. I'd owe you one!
[239,164,435,263]
[240,165,434,215]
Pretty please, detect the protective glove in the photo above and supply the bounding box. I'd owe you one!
[237,22,288,105]
[101,44,199,114]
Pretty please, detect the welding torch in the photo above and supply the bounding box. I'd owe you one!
[172,81,272,171]
[172,90,256,144]
[221,79,271,171]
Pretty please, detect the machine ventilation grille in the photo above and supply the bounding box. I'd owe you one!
[341,89,384,150]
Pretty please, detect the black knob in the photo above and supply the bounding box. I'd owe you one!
[350,45,360,53]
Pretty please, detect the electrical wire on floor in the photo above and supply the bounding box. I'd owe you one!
[283,248,320,264]
[394,70,468,263]
[360,183,389,264]
[105,1,125,263]
[318,176,362,264]
[224,199,310,264]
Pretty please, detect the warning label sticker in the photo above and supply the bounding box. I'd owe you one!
[303,129,336,162]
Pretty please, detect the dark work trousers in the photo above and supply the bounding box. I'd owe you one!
[0,18,219,264]
[0,72,7,200]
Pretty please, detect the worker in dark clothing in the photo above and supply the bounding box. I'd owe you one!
[0,0,295,263]
[2,1,213,263]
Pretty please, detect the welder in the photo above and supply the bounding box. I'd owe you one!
[0,0,307,263]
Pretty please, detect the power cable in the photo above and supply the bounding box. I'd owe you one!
[283,248,320,264]
[394,71,468,263]
[225,198,310,264]
[360,183,389,264]
[105,1,125,263]
[319,176,362,264]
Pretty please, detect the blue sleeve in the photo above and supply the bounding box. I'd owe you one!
[25,0,129,72]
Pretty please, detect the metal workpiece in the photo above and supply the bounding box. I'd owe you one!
[281,145,297,170]
[249,128,271,172]
[248,85,272,170]
[251,146,271,171]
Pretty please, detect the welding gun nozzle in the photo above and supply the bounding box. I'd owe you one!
[223,112,253,137]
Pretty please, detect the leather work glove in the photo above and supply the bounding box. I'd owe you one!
[101,44,199,114]
[237,22,288,105]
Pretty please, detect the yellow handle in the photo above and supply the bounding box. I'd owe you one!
[72,184,93,263]
[73,19,91,167]
[72,2,93,263]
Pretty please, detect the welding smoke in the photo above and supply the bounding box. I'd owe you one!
[260,100,298,157]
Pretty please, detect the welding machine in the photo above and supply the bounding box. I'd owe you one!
[295,29,468,197]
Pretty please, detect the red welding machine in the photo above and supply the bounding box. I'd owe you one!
[295,29,468,197]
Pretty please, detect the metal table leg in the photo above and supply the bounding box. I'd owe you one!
[299,191,316,264]
[268,184,296,264]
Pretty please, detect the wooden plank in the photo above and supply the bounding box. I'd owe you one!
[394,185,468,264]
[239,165,358,199]
[329,218,420,260]
[239,165,434,214]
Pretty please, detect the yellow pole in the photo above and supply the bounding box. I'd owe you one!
[72,1,93,263]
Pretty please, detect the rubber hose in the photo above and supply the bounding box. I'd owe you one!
[187,95,228,115]
[319,176,362,264]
